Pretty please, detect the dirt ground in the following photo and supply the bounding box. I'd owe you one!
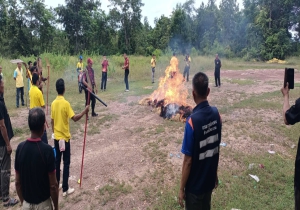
[6,68,300,210]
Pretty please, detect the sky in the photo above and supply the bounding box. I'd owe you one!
[44,0,244,27]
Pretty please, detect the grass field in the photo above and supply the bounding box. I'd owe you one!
[1,55,300,210]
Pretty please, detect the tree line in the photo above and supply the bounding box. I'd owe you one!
[0,0,299,60]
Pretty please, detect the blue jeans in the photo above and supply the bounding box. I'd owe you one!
[54,140,70,193]
[124,69,129,90]
[16,87,24,107]
[101,72,107,90]
[41,130,48,144]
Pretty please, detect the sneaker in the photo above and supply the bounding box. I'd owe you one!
[92,113,98,117]
[62,188,75,197]
[125,89,129,92]
[59,184,62,190]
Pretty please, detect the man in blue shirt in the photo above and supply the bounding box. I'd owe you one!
[178,72,222,210]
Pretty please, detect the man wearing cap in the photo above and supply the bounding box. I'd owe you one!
[82,58,98,117]
[77,56,84,93]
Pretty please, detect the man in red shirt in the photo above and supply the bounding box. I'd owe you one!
[100,56,109,91]
[122,54,129,92]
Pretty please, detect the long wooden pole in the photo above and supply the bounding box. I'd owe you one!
[47,65,50,115]
[79,92,90,187]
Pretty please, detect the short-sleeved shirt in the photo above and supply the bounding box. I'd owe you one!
[77,62,84,72]
[15,138,55,204]
[285,98,300,188]
[185,57,191,67]
[102,60,109,72]
[82,67,95,86]
[14,68,24,88]
[215,58,221,69]
[124,58,129,70]
[29,85,45,109]
[170,56,179,68]
[151,58,156,68]
[181,101,222,195]
[0,97,14,146]
[51,96,75,142]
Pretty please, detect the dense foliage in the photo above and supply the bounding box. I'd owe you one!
[0,0,299,60]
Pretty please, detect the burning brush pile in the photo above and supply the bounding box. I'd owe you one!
[139,60,193,122]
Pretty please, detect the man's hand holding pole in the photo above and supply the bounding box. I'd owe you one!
[281,82,290,125]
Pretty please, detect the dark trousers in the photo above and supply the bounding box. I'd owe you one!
[184,66,190,81]
[214,68,221,87]
[16,87,24,107]
[101,72,107,90]
[185,191,212,210]
[42,130,48,144]
[124,69,129,90]
[152,67,155,83]
[85,89,96,114]
[295,187,300,210]
[0,146,11,201]
[54,140,70,193]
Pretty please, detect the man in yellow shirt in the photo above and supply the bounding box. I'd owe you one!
[151,54,156,83]
[13,63,24,108]
[51,78,89,197]
[184,54,191,82]
[29,73,48,144]
[170,52,179,78]
[77,56,84,93]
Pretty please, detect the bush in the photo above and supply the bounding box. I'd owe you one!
[152,49,162,58]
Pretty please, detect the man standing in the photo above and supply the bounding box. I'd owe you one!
[29,73,48,144]
[214,54,221,87]
[14,62,25,108]
[178,72,222,210]
[122,53,130,92]
[101,56,109,91]
[51,78,89,196]
[281,83,300,210]
[82,58,98,117]
[15,108,58,210]
[184,54,191,82]
[151,54,156,83]
[77,56,84,93]
[170,52,179,78]
[26,61,33,92]
[0,75,19,207]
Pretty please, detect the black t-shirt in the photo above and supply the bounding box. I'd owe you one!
[0,97,14,146]
[15,139,55,204]
[285,98,300,188]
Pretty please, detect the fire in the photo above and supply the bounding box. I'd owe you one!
[139,56,193,122]
[149,56,188,106]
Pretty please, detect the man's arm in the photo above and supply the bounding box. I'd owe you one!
[283,94,290,125]
[13,70,17,80]
[15,173,24,204]
[49,173,58,210]
[71,105,89,122]
[178,155,192,208]
[0,119,12,154]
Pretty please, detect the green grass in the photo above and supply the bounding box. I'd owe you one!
[99,179,132,206]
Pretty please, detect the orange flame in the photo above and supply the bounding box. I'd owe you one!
[150,56,188,105]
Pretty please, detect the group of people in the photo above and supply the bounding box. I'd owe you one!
[76,53,130,94]
[150,53,221,87]
[0,59,91,209]
[0,52,226,209]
